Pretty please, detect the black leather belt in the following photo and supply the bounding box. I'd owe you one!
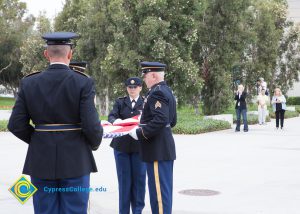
[35,124,81,132]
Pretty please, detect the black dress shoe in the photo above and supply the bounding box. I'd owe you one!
[235,129,240,132]
[244,129,248,132]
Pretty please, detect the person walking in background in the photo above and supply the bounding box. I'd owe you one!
[257,89,270,125]
[259,77,267,91]
[108,77,146,214]
[257,77,269,96]
[271,88,287,130]
[235,84,248,132]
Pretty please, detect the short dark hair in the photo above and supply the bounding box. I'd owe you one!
[47,45,70,58]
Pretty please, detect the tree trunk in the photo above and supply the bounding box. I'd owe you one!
[105,91,109,116]
[97,88,109,116]
[192,96,200,115]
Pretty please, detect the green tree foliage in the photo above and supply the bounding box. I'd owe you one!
[193,0,251,114]
[54,0,300,115]
[55,0,204,114]
[20,13,52,76]
[0,0,34,96]
[2,0,298,114]
[275,23,300,94]
[54,0,88,33]
[241,0,288,97]
[54,0,88,61]
[237,0,300,99]
[76,0,118,114]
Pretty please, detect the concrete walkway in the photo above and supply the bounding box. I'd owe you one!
[1,117,300,214]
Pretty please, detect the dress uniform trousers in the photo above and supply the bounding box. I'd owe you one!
[31,174,90,214]
[109,95,146,214]
[114,150,146,214]
[147,160,174,214]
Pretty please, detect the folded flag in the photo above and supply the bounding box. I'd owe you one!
[102,115,140,138]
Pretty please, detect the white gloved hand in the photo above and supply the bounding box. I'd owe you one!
[113,118,122,125]
[128,127,139,140]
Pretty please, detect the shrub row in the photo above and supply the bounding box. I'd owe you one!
[287,96,300,105]
[172,118,231,134]
[0,117,231,134]
[1,110,297,134]
[233,114,271,125]
[269,110,299,119]
[0,120,8,132]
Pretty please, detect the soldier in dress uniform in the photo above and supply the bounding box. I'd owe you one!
[129,62,177,214]
[69,61,87,73]
[7,32,103,214]
[108,77,146,214]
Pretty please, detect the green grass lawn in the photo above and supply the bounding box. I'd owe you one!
[0,97,15,109]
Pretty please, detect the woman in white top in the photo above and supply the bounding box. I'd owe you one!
[271,88,287,129]
[257,89,270,125]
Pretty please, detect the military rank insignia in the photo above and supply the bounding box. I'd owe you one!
[155,101,162,109]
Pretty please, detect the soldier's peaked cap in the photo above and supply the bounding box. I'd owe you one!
[69,61,88,69]
[140,61,166,74]
[42,32,79,46]
[69,61,88,72]
[125,77,142,86]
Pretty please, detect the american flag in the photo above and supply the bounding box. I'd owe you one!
[102,115,140,138]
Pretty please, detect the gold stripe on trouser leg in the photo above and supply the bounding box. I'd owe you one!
[154,161,163,214]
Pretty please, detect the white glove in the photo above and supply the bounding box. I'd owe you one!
[128,127,138,140]
[113,118,122,125]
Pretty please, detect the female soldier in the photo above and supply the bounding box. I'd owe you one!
[108,77,146,214]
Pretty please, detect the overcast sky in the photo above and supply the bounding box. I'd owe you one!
[21,0,299,23]
[287,0,300,23]
[21,0,65,20]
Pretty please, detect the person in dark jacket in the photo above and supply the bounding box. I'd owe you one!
[234,84,248,132]
[108,77,146,214]
[129,62,177,214]
[7,32,103,214]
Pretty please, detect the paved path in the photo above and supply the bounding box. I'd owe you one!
[1,117,300,214]
[0,110,12,120]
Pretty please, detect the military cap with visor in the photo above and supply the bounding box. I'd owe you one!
[140,61,166,75]
[125,77,142,87]
[42,32,79,47]
[69,61,88,73]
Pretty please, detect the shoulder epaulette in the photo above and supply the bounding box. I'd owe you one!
[73,69,90,77]
[118,96,127,99]
[23,71,41,78]
[153,84,161,91]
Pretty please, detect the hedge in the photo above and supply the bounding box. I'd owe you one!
[172,118,231,134]
[169,108,232,134]
[233,114,271,125]
[269,110,299,119]
[287,96,300,105]
[0,117,231,134]
[0,120,8,132]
